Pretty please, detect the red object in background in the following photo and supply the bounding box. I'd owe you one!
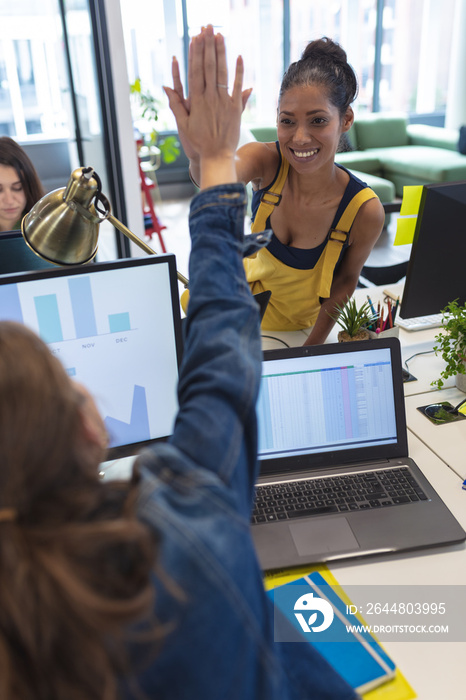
[137,141,167,252]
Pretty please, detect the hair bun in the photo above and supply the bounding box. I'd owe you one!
[301,37,348,66]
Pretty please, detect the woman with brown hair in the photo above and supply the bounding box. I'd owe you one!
[0,136,45,232]
[0,321,156,700]
[0,27,357,700]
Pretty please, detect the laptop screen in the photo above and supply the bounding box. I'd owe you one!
[257,339,407,474]
[0,255,182,458]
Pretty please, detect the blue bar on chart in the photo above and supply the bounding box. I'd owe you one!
[104,384,150,447]
[34,294,63,343]
[68,276,97,338]
[0,283,23,323]
[108,311,131,333]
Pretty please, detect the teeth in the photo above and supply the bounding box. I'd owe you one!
[293,149,318,158]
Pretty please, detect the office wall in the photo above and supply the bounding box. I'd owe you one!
[102,0,144,249]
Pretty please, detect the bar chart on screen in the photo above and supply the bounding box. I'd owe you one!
[0,264,180,449]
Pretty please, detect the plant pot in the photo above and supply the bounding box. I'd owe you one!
[456,361,466,392]
[337,330,370,343]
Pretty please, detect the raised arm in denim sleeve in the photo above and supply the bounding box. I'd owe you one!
[169,183,262,500]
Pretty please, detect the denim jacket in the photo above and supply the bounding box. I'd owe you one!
[126,184,356,700]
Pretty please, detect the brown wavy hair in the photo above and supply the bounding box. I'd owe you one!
[0,322,158,700]
[0,136,45,215]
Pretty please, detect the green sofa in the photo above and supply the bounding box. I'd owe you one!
[338,113,466,197]
[250,115,466,203]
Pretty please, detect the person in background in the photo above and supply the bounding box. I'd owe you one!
[0,135,45,232]
[0,27,358,700]
[173,37,385,345]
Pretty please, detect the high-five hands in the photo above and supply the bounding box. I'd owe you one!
[164,25,252,190]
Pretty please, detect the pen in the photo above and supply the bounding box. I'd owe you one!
[367,295,376,316]
[387,300,393,329]
[392,298,400,324]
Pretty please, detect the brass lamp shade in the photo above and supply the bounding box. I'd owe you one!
[22,168,101,265]
[22,167,189,286]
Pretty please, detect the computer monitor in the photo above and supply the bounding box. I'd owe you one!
[0,255,183,459]
[0,230,57,274]
[400,181,466,318]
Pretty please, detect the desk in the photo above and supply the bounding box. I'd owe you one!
[258,283,466,697]
[406,386,466,480]
[329,432,466,700]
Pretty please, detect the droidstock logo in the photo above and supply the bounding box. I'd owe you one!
[294,592,334,633]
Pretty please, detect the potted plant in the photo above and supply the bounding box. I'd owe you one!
[130,78,180,164]
[431,299,466,391]
[330,297,378,342]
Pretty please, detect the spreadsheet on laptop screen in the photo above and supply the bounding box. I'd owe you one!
[257,347,397,461]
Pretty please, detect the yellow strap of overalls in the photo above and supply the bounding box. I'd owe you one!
[251,151,289,233]
[250,150,377,298]
[318,187,377,298]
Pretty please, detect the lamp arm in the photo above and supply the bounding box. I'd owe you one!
[107,213,189,288]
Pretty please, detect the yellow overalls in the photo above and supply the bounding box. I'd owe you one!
[244,151,377,331]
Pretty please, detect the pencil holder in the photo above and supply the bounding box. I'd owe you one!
[367,326,400,340]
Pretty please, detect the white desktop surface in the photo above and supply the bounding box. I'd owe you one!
[328,432,466,700]
[405,386,466,480]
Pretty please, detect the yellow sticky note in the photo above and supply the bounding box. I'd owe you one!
[394,217,417,246]
[400,186,423,216]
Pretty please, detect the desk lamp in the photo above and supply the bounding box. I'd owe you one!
[21,166,189,287]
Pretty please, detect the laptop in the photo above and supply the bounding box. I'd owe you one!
[252,337,466,570]
[0,255,183,460]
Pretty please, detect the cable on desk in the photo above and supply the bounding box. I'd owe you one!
[261,334,291,348]
[404,349,434,372]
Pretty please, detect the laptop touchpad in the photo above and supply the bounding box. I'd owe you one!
[289,518,360,555]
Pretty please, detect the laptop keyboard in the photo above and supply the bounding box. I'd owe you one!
[252,466,428,524]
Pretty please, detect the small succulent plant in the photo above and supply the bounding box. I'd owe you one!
[330,297,378,339]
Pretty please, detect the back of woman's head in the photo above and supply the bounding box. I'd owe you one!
[0,136,45,212]
[0,322,156,700]
[279,37,358,115]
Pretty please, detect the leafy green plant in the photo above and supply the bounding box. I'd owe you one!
[329,297,378,338]
[130,78,180,164]
[431,299,466,390]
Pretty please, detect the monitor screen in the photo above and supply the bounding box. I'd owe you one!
[0,255,183,458]
[400,181,466,318]
[0,231,57,274]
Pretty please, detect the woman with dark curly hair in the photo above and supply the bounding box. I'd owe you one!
[177,37,385,345]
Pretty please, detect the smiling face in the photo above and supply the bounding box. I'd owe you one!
[277,83,353,174]
[0,164,27,232]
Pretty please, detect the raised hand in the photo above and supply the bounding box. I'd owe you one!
[164,26,252,189]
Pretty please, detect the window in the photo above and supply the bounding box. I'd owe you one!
[379,0,457,117]
[121,0,284,129]
[121,0,460,129]
[289,0,378,114]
